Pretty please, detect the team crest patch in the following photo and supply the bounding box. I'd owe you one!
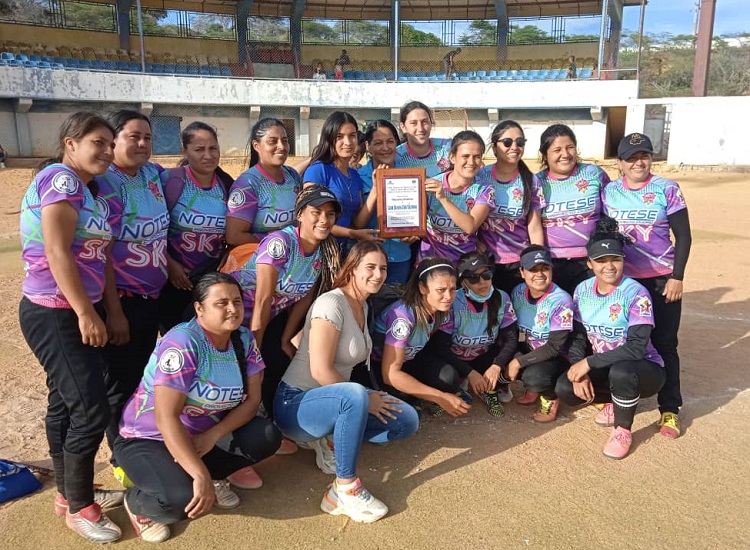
[637,296,652,317]
[51,172,78,195]
[559,308,573,329]
[159,348,184,374]
[535,311,548,327]
[95,196,110,219]
[266,237,286,259]
[312,258,322,271]
[390,318,411,340]
[437,158,450,171]
[609,303,622,321]
[575,179,589,193]
[512,188,523,203]
[148,180,164,202]
[642,192,656,205]
[228,189,245,208]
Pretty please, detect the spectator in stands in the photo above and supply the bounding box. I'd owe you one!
[313,62,327,81]
[0,141,7,168]
[396,101,453,178]
[334,59,344,80]
[443,47,462,79]
[339,49,351,66]
[566,55,577,80]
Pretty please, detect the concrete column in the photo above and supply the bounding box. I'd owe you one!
[249,106,261,121]
[14,98,33,157]
[390,108,400,126]
[298,106,310,156]
[291,0,306,77]
[115,0,133,51]
[624,103,646,135]
[494,0,509,62]
[140,102,153,117]
[488,108,499,121]
[692,0,716,97]
[236,0,254,67]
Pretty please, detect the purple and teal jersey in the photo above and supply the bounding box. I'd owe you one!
[573,276,663,366]
[537,163,610,259]
[227,165,300,238]
[449,288,516,360]
[162,167,227,271]
[373,300,453,362]
[478,166,544,263]
[304,161,363,232]
[118,318,264,441]
[226,225,321,323]
[602,174,687,279]
[511,283,574,351]
[395,138,453,178]
[420,172,496,263]
[95,163,169,296]
[20,164,112,307]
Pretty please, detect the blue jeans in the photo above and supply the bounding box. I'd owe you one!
[274,381,419,479]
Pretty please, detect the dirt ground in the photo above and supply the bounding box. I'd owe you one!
[0,161,748,549]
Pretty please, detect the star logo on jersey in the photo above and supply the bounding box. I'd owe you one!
[511,188,523,203]
[147,180,164,202]
[642,192,656,205]
[638,296,653,317]
[535,311,548,327]
[266,237,286,259]
[437,158,450,171]
[390,318,411,340]
[159,348,184,374]
[228,189,245,208]
[575,179,589,193]
[609,303,622,321]
[559,308,573,329]
[51,172,79,195]
[629,134,645,145]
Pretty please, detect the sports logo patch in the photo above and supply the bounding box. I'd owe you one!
[535,311,548,327]
[575,179,589,194]
[228,189,245,208]
[390,318,411,340]
[51,172,78,195]
[559,308,573,329]
[148,180,164,202]
[266,237,286,259]
[95,196,110,219]
[159,347,184,374]
[642,192,656,205]
[512,187,523,203]
[609,303,622,321]
[637,296,652,317]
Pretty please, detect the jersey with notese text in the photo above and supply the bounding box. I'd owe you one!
[511,282,573,351]
[449,288,516,360]
[373,300,453,362]
[395,138,452,178]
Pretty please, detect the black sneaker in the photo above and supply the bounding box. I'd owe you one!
[479,391,505,417]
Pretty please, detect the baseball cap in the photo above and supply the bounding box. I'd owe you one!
[618,133,654,160]
[295,187,342,217]
[520,248,552,270]
[587,238,625,260]
[457,254,494,279]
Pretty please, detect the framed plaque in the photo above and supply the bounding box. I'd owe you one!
[375,167,427,239]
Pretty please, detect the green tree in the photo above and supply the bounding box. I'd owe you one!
[565,33,598,42]
[63,3,116,31]
[347,20,388,45]
[508,25,552,45]
[302,20,339,43]
[248,16,289,42]
[0,0,53,23]
[459,20,496,46]
[192,15,235,40]
[400,23,441,46]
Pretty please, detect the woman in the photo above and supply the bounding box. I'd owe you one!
[507,245,575,422]
[449,252,518,417]
[555,217,665,459]
[94,110,170,484]
[602,133,692,439]
[114,273,281,542]
[159,121,234,332]
[374,258,470,417]
[225,118,300,248]
[535,124,610,295]
[274,242,419,523]
[395,101,452,177]
[422,130,495,263]
[478,120,545,294]
[19,112,124,542]
[358,120,414,284]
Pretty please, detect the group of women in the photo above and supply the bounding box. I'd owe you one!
[19,100,691,542]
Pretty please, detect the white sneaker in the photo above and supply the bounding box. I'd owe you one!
[65,503,122,543]
[0,162,5,169]
[320,478,388,523]
[213,480,241,509]
[124,495,170,543]
[309,436,336,475]
[497,384,514,403]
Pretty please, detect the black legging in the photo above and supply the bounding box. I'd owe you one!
[520,356,569,398]
[259,309,294,418]
[552,258,592,296]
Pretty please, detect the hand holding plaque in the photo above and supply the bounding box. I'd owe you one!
[375,168,427,239]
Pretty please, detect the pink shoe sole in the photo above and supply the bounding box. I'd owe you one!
[516,391,539,405]
[227,466,263,489]
[275,438,298,455]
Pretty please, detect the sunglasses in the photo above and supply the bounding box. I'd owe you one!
[464,270,494,284]
[497,137,527,148]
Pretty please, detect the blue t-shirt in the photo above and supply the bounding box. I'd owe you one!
[304,161,363,233]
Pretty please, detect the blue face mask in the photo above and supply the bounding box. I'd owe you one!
[465,286,494,303]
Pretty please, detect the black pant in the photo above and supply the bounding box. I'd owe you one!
[19,297,110,513]
[114,417,281,524]
[520,356,570,397]
[104,294,161,456]
[552,257,592,296]
[492,261,523,295]
[157,281,194,334]
[638,275,682,414]
[259,309,294,418]
[555,359,665,429]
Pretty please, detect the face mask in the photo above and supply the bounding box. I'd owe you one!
[465,286,493,304]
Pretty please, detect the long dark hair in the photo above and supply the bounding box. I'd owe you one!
[402,257,456,332]
[399,101,434,124]
[447,130,485,171]
[179,121,234,190]
[458,251,503,336]
[539,123,577,171]
[310,111,358,164]
[109,109,151,137]
[247,117,288,169]
[490,120,534,215]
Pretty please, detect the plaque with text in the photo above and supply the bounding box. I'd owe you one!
[376,168,427,239]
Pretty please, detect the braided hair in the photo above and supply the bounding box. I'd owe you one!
[294,185,341,295]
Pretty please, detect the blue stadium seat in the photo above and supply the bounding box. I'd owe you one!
[343,70,355,79]
[374,70,386,80]
[91,60,105,70]
[130,62,142,72]
[517,70,529,79]
[16,53,29,62]
[199,66,211,76]
[53,56,65,64]
[209,66,220,76]
[508,70,517,79]
[459,76,471,81]
[41,56,54,63]
[498,70,508,79]
[23,60,39,68]
[578,68,593,79]
[115,60,128,71]
[363,70,375,80]
[78,59,92,70]
[325,70,334,79]
[37,61,51,69]
[187,65,199,75]
[397,76,408,81]
[103,60,116,71]
[51,63,64,70]
[487,69,497,77]
[476,70,487,78]
[0,59,8,66]
[385,71,394,80]
[220,66,232,77]
[175,64,188,74]
[29,54,42,62]
[1,52,13,61]
[354,70,365,80]
[154,63,166,73]
[9,59,22,67]
[164,63,176,74]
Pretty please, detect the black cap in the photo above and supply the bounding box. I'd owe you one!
[618,133,654,160]
[587,238,625,260]
[295,187,342,217]
[520,249,552,270]
[457,254,494,279]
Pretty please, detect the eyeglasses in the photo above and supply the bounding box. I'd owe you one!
[464,270,494,284]
[497,137,527,148]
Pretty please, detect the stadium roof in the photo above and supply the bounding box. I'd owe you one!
[126,0,644,20]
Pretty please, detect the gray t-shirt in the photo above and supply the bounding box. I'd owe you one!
[282,288,372,391]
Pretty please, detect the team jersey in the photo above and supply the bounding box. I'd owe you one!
[395,138,453,178]
[20,164,112,307]
[536,163,610,259]
[95,163,169,296]
[304,161,363,233]
[478,165,545,263]
[225,225,321,323]
[161,167,227,271]
[420,171,496,262]
[511,282,574,351]
[118,318,264,441]
[449,288,516,361]
[373,300,453,362]
[226,165,300,237]
[602,174,688,279]
[573,276,663,366]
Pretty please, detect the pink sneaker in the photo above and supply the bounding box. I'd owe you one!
[275,438,298,455]
[602,426,632,459]
[516,390,539,405]
[594,403,614,426]
[227,466,263,489]
[54,489,125,517]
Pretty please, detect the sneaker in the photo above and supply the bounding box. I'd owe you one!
[497,384,513,403]
[516,390,539,405]
[275,438,298,455]
[65,503,122,543]
[594,403,615,427]
[479,391,505,417]
[124,495,170,543]
[602,426,632,459]
[427,401,445,418]
[227,466,263,490]
[112,465,134,489]
[309,437,336,475]
[54,489,126,517]
[533,396,560,423]
[213,480,241,509]
[320,478,388,523]
[658,412,681,439]
[456,389,473,404]
[296,440,313,450]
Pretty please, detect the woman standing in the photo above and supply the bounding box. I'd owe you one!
[556,217,665,459]
[275,241,419,523]
[225,118,300,247]
[114,273,281,542]
[395,101,452,177]
[602,133,692,438]
[478,120,544,294]
[159,122,234,332]
[535,124,610,295]
[19,112,123,542]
